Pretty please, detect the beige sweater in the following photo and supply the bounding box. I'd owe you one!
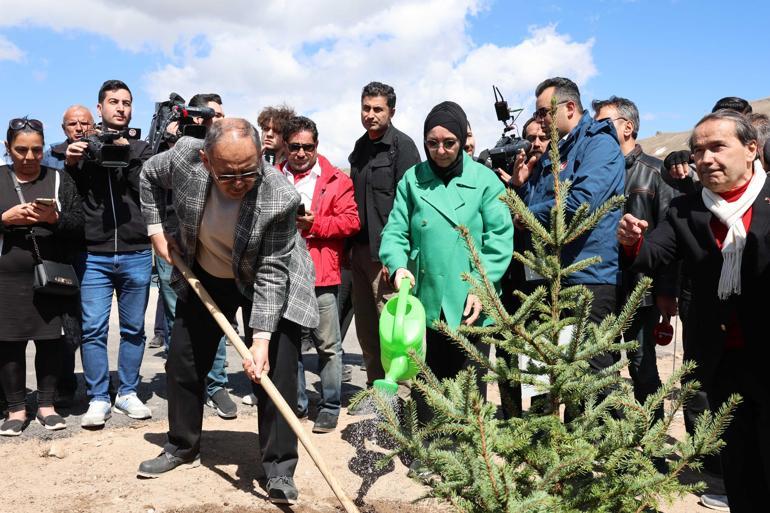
[196,185,241,278]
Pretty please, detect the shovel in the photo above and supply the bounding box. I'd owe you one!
[172,253,359,513]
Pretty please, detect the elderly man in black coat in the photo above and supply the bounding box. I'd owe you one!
[618,109,770,513]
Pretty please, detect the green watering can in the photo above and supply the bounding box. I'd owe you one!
[374,277,426,395]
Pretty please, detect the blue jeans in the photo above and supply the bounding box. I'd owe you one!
[298,287,342,417]
[156,256,229,398]
[76,250,152,402]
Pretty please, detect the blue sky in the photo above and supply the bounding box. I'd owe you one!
[0,0,767,163]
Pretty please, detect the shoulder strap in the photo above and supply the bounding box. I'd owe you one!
[7,166,26,204]
[6,167,44,264]
[54,169,61,210]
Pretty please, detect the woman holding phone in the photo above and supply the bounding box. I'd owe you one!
[0,117,84,435]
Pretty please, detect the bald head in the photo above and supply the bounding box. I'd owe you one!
[62,104,94,142]
[203,118,261,156]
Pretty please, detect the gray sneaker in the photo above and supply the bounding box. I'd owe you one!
[242,393,257,406]
[266,476,298,504]
[81,400,112,428]
[206,389,237,419]
[113,394,152,419]
[147,334,164,349]
[700,494,730,511]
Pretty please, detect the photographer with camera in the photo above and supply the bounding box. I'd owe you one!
[42,105,95,171]
[64,80,154,428]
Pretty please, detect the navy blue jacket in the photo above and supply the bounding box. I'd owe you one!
[516,112,625,285]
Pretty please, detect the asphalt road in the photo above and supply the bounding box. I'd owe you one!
[5,285,369,440]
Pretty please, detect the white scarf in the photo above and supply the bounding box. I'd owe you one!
[702,160,766,299]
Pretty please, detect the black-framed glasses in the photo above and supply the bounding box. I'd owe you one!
[533,101,568,120]
[213,170,260,183]
[9,118,44,133]
[288,143,316,153]
[425,139,458,151]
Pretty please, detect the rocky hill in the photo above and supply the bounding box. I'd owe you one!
[639,97,770,157]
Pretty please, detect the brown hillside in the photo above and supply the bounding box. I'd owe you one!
[639,97,770,158]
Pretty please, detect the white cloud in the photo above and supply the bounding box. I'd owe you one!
[0,0,596,164]
[0,35,23,61]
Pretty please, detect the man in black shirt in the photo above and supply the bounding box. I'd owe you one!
[347,82,420,404]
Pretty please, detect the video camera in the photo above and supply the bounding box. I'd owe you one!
[146,93,216,154]
[82,126,141,168]
[479,86,531,172]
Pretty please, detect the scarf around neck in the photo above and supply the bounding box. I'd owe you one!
[701,160,766,299]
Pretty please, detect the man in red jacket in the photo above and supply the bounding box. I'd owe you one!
[278,116,360,433]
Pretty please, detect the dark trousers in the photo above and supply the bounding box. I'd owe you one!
[625,304,663,422]
[708,352,770,513]
[0,339,62,412]
[164,264,300,479]
[416,325,489,424]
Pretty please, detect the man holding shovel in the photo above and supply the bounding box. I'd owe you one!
[137,118,319,505]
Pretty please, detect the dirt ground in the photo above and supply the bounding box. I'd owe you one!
[0,388,723,513]
[0,291,724,512]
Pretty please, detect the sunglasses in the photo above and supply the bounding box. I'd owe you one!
[213,170,260,183]
[288,143,316,153]
[425,139,458,151]
[9,118,44,132]
[533,101,568,120]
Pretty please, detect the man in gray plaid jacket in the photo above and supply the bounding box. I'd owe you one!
[136,118,318,505]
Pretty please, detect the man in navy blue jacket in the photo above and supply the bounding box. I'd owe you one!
[512,77,625,376]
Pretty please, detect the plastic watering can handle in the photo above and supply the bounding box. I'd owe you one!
[393,277,411,344]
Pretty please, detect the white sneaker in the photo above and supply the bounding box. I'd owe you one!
[700,494,730,511]
[242,393,257,406]
[113,394,152,419]
[81,400,112,427]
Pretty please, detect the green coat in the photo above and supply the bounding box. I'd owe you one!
[379,154,514,329]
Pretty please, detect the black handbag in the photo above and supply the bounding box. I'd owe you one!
[8,168,80,296]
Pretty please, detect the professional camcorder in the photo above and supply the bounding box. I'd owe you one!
[146,93,216,154]
[479,86,531,172]
[82,126,141,168]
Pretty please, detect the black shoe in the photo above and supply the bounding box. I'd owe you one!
[312,411,338,433]
[266,476,298,504]
[137,452,200,478]
[148,334,165,349]
[341,364,353,383]
[205,389,237,419]
[36,412,66,431]
[0,418,25,436]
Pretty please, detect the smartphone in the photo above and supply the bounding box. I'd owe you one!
[297,204,306,216]
[35,198,56,206]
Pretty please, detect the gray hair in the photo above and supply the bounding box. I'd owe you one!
[203,118,261,155]
[535,77,583,113]
[689,110,758,151]
[749,113,770,149]
[591,96,640,139]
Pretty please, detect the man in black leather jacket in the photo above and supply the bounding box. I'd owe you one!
[593,96,677,422]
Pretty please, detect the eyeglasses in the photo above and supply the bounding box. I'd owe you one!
[288,143,316,153]
[213,170,260,183]
[9,118,44,133]
[425,139,458,151]
[533,101,568,120]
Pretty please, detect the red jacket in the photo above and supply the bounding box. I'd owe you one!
[280,155,360,287]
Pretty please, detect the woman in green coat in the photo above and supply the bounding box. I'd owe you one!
[379,101,513,413]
